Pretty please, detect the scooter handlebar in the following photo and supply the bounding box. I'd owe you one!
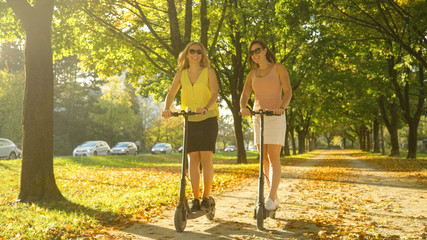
[171,111,197,117]
[250,110,280,116]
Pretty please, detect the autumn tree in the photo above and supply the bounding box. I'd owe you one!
[3,0,64,202]
[318,0,426,158]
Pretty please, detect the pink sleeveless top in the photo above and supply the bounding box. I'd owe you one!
[252,64,282,111]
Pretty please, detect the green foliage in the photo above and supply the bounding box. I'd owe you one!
[1,0,425,159]
[0,42,24,143]
[0,70,24,144]
[53,55,106,154]
[0,42,24,72]
[145,115,183,150]
[0,2,24,43]
[217,114,236,149]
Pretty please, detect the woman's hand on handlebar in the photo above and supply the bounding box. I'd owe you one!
[240,107,251,117]
[162,109,171,118]
[195,107,208,116]
[272,108,285,116]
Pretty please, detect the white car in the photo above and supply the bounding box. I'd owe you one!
[73,141,111,157]
[111,142,138,155]
[224,145,236,152]
[0,138,22,160]
[151,143,172,154]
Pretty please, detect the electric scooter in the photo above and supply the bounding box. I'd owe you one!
[251,109,278,230]
[171,110,216,232]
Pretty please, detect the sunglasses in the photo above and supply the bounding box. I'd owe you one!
[249,47,263,56]
[189,49,203,55]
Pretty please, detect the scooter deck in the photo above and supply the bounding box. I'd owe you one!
[266,209,277,219]
[188,209,214,219]
[253,206,277,219]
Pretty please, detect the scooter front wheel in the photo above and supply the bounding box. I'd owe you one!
[174,206,187,232]
[256,205,265,230]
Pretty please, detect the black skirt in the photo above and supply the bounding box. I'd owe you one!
[187,117,218,153]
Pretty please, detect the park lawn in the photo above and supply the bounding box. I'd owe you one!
[0,152,265,239]
[348,151,427,184]
[2,150,423,239]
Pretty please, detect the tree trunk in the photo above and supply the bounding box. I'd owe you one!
[366,130,371,152]
[282,128,290,156]
[297,130,306,154]
[388,124,400,157]
[358,126,366,151]
[381,121,385,155]
[342,137,346,149]
[309,133,314,151]
[215,0,247,164]
[199,0,209,47]
[406,119,419,159]
[290,127,296,155]
[295,111,311,154]
[403,61,424,159]
[232,111,247,164]
[311,134,317,151]
[373,117,380,153]
[326,136,333,149]
[7,0,65,203]
[287,110,297,155]
[358,132,363,151]
[387,42,425,159]
[167,0,184,58]
[283,128,291,156]
[378,97,400,156]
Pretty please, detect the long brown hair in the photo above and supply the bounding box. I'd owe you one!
[247,39,276,70]
[177,42,210,70]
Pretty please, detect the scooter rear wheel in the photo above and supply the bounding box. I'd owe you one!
[206,197,216,220]
[174,206,187,232]
[206,208,215,220]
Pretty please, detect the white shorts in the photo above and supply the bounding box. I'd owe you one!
[253,113,286,146]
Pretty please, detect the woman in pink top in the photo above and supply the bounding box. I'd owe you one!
[240,40,292,211]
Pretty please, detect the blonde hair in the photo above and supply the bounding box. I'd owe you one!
[247,39,276,70]
[177,42,210,70]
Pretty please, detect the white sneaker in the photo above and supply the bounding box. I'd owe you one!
[265,197,276,210]
[274,198,280,208]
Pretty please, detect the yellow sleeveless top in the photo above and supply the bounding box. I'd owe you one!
[181,68,219,122]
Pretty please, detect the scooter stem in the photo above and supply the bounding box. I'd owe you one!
[178,114,189,205]
[258,113,265,202]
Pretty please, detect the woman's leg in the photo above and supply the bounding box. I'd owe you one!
[188,151,201,199]
[199,151,214,198]
[266,144,282,200]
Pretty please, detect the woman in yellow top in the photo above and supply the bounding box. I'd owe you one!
[162,42,219,212]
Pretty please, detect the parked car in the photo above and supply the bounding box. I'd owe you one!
[151,143,173,154]
[224,145,236,152]
[178,145,183,153]
[111,142,138,155]
[249,145,258,151]
[0,138,22,160]
[73,141,111,157]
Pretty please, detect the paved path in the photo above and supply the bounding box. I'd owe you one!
[106,150,427,239]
